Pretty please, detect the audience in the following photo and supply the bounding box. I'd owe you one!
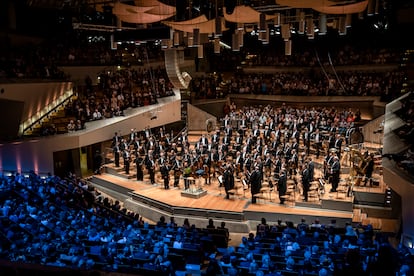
[0,169,412,275]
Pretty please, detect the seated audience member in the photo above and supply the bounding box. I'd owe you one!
[206,218,215,229]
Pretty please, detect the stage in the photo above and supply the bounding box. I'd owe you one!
[87,137,396,234]
[88,171,359,233]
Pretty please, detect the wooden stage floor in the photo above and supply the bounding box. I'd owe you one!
[91,140,391,233]
[90,171,358,233]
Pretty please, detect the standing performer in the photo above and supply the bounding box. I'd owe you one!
[334,134,343,159]
[146,155,156,185]
[363,153,375,186]
[302,128,311,155]
[223,164,235,199]
[302,163,310,202]
[308,157,315,181]
[135,154,144,181]
[250,166,262,204]
[172,156,182,188]
[113,142,120,167]
[278,169,287,204]
[312,129,323,159]
[330,156,341,192]
[123,149,130,175]
[161,161,171,189]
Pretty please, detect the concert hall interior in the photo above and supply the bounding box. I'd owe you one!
[1,0,414,275]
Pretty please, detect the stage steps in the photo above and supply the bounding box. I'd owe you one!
[352,208,399,233]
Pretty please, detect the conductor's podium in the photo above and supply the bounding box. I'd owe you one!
[181,176,207,199]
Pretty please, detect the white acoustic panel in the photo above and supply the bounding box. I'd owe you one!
[164,49,191,89]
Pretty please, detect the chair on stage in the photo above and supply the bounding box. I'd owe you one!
[336,178,349,199]
[255,181,272,202]
[308,181,320,202]
[278,179,296,206]
[228,178,245,199]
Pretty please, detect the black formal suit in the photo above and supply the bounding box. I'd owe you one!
[278,171,287,204]
[250,168,262,204]
[161,163,171,189]
[135,157,144,181]
[302,131,310,154]
[123,151,130,175]
[334,138,343,158]
[302,168,310,201]
[223,168,235,199]
[330,160,340,192]
[312,132,323,158]
[146,158,156,184]
[113,145,120,167]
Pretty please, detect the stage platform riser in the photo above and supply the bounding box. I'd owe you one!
[104,166,135,179]
[124,198,251,233]
[321,198,354,212]
[353,191,385,207]
[129,191,245,221]
[355,205,394,219]
[244,210,351,228]
[89,176,134,195]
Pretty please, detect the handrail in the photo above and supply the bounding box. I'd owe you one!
[171,126,187,143]
[22,92,76,135]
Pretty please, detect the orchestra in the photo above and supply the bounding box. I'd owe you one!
[106,104,374,205]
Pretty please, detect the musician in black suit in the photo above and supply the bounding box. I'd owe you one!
[225,124,233,137]
[131,136,140,151]
[308,157,315,181]
[199,134,209,148]
[161,161,171,189]
[146,156,156,184]
[312,129,323,158]
[250,166,262,204]
[263,126,272,143]
[223,164,235,199]
[291,128,300,142]
[112,132,121,147]
[234,151,244,174]
[135,154,144,181]
[328,135,336,151]
[334,134,343,159]
[277,169,287,204]
[252,126,261,139]
[211,130,220,149]
[113,142,120,167]
[363,153,375,186]
[330,156,341,192]
[273,156,282,175]
[202,153,212,184]
[173,156,182,188]
[264,153,273,177]
[291,138,299,152]
[244,153,252,173]
[120,138,129,152]
[325,151,336,180]
[123,149,131,175]
[222,135,231,148]
[302,128,311,155]
[235,133,243,151]
[301,163,310,202]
